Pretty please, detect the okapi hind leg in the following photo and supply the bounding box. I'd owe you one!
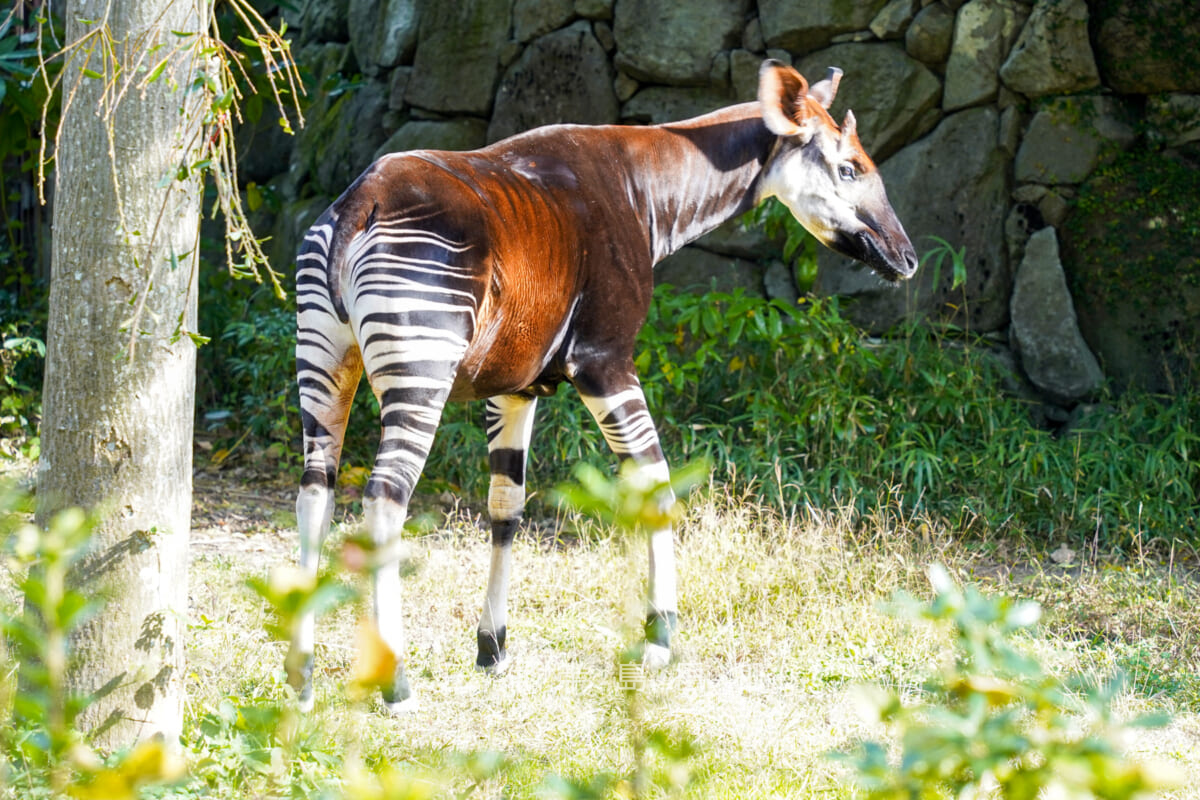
[359,345,468,714]
[476,394,538,673]
[292,323,362,711]
[576,380,679,669]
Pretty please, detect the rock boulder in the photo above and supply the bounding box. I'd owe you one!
[348,0,418,75]
[1093,0,1200,94]
[613,0,749,86]
[1014,95,1134,185]
[405,0,512,115]
[1009,227,1104,404]
[942,0,1028,111]
[796,43,941,162]
[375,119,489,158]
[758,0,889,54]
[488,22,618,142]
[998,0,1099,99]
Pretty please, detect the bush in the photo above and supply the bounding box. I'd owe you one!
[0,320,43,460]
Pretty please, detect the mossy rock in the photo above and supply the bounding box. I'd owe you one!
[1091,0,1200,93]
[1060,147,1200,393]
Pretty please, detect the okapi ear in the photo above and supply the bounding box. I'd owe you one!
[840,109,858,141]
[759,59,809,137]
[808,67,843,110]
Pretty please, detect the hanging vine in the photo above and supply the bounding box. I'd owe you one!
[28,0,303,352]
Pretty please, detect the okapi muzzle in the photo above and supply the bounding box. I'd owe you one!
[758,60,918,282]
[290,59,918,713]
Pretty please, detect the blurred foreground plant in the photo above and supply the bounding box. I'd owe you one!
[547,458,709,799]
[0,487,184,797]
[838,564,1181,800]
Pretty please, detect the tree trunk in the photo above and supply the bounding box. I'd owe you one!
[36,0,208,748]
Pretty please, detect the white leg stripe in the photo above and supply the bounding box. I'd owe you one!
[648,527,678,614]
[578,391,661,458]
[488,476,526,520]
[486,396,538,451]
[479,544,512,636]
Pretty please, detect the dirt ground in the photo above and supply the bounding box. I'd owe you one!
[190,467,299,569]
[1,451,303,569]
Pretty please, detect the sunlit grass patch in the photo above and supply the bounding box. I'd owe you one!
[178,484,1200,798]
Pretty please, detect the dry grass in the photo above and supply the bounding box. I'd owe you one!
[184,483,1200,798]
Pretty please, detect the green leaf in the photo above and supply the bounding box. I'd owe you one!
[246,182,263,212]
[145,57,169,85]
[213,87,236,111]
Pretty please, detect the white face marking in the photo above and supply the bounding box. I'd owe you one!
[760,134,871,250]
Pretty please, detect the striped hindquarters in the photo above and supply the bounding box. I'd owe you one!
[340,213,484,503]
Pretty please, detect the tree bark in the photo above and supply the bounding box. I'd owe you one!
[36,0,208,748]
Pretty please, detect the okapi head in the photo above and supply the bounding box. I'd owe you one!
[758,60,918,282]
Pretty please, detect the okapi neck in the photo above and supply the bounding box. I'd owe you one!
[626,103,775,263]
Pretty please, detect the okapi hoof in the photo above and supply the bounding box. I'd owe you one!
[643,643,671,670]
[382,695,419,715]
[644,610,678,669]
[475,627,510,675]
[381,666,415,715]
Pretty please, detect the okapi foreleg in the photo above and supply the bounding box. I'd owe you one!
[577,381,679,668]
[476,394,538,672]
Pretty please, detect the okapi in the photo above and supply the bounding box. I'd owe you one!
[291,60,917,712]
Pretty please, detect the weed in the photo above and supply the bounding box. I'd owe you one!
[4,477,1192,798]
[0,322,43,459]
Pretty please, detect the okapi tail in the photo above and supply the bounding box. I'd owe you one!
[323,194,378,324]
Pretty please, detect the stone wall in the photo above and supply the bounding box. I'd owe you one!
[247,0,1200,404]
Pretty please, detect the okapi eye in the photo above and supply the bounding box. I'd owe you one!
[838,164,856,181]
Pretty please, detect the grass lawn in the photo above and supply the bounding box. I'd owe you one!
[183,478,1200,798]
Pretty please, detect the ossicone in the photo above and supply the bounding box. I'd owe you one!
[809,67,843,110]
[841,110,857,140]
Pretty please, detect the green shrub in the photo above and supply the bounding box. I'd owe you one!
[516,285,1196,549]
[198,272,1199,548]
[0,319,43,459]
[217,298,300,452]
